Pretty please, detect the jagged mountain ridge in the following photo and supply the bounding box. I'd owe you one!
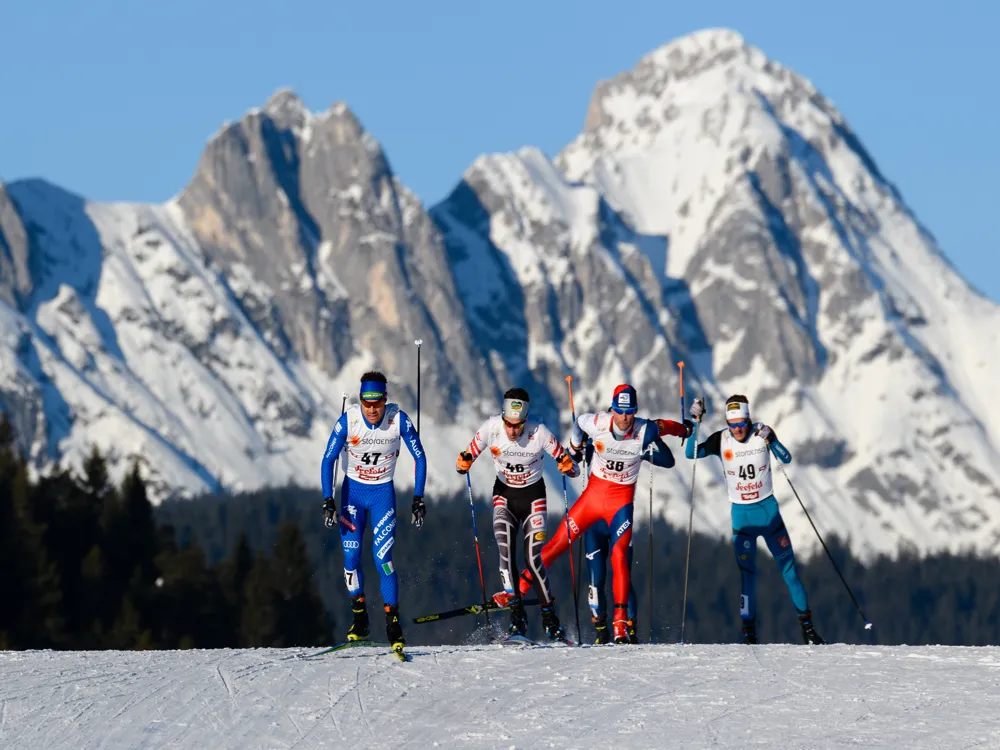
[432,28,1000,558]
[2,28,999,559]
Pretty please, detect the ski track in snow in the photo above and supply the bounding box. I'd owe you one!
[1,645,999,748]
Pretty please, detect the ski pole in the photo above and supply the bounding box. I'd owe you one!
[413,339,424,529]
[647,443,654,643]
[465,473,494,636]
[334,392,348,496]
[330,393,357,532]
[414,339,422,433]
[775,460,872,630]
[563,375,582,642]
[658,360,686,642]
[678,360,686,423]
[575,419,589,624]
[679,414,700,644]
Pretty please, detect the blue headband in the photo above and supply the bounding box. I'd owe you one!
[359,380,387,401]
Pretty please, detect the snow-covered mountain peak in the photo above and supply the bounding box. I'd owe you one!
[432,30,1000,559]
[262,87,313,137]
[578,27,818,138]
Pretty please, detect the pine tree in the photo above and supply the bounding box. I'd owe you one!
[0,413,65,647]
[110,592,154,650]
[240,552,279,647]
[28,446,111,646]
[272,520,332,646]
[154,530,229,649]
[216,533,254,646]
[98,460,160,645]
[80,543,107,647]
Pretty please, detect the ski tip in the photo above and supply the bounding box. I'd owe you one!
[501,635,536,646]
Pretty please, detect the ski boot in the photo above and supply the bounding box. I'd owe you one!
[540,603,568,643]
[508,597,528,638]
[627,616,638,645]
[612,605,630,644]
[346,595,370,641]
[741,618,758,645]
[593,613,610,645]
[798,612,825,645]
[385,605,405,649]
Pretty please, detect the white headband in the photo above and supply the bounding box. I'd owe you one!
[503,397,529,421]
[725,401,750,420]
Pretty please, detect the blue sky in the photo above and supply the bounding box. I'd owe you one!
[4,0,998,301]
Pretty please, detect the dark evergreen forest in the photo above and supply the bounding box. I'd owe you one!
[3,413,998,650]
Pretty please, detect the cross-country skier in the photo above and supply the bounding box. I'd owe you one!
[579,434,673,644]
[456,388,579,642]
[516,384,693,644]
[685,394,824,645]
[320,371,428,653]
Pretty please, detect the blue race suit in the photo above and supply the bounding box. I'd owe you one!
[685,425,809,620]
[320,403,426,606]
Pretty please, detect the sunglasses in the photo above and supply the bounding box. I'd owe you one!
[611,408,636,416]
[502,419,526,429]
[361,398,386,408]
[727,419,750,429]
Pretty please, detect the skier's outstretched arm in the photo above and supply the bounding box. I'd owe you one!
[400,410,427,496]
[320,412,349,498]
[652,418,694,440]
[401,410,428,528]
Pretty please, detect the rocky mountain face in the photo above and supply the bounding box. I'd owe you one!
[3,29,999,559]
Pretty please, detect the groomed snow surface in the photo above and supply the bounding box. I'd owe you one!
[2,643,998,748]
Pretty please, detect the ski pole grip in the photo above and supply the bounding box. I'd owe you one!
[677,361,685,421]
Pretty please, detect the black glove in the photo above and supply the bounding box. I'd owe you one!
[411,495,427,528]
[569,444,585,463]
[683,419,695,439]
[323,496,338,528]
